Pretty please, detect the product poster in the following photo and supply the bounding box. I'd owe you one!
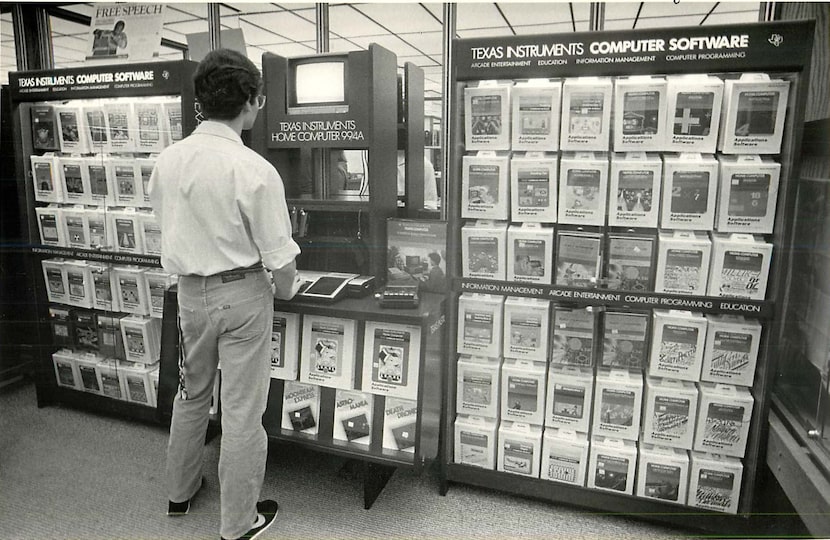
[86,4,164,61]
[386,219,447,291]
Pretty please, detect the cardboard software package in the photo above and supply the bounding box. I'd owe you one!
[648,310,708,382]
[53,349,81,390]
[49,305,75,349]
[300,315,357,390]
[642,377,699,450]
[104,100,137,153]
[501,359,547,426]
[134,100,167,153]
[119,360,158,406]
[694,382,754,458]
[62,206,90,250]
[457,293,504,359]
[636,444,690,505]
[97,314,125,361]
[592,368,643,441]
[613,76,668,152]
[661,153,719,231]
[600,310,650,370]
[36,205,65,247]
[161,99,184,144]
[60,156,92,206]
[83,103,110,152]
[719,73,790,155]
[96,358,127,401]
[144,269,172,319]
[541,428,589,486]
[333,389,374,446]
[701,315,762,387]
[462,153,510,221]
[560,77,613,151]
[655,230,712,296]
[716,155,781,235]
[457,355,501,419]
[55,105,89,154]
[708,233,772,300]
[554,228,603,288]
[119,315,162,364]
[665,75,724,154]
[507,224,554,285]
[75,352,102,394]
[383,397,419,453]
[63,260,94,309]
[114,266,149,316]
[510,153,558,223]
[90,263,119,313]
[85,156,115,207]
[608,152,662,228]
[461,221,508,281]
[605,230,656,292]
[464,82,512,151]
[454,415,498,469]
[269,311,301,381]
[361,320,422,401]
[108,209,144,255]
[42,259,68,304]
[549,305,597,368]
[87,208,113,250]
[587,436,638,495]
[136,157,157,208]
[281,381,320,435]
[511,80,562,151]
[110,158,143,208]
[545,365,594,433]
[31,154,63,204]
[497,421,542,477]
[558,152,609,226]
[689,451,744,514]
[503,297,550,362]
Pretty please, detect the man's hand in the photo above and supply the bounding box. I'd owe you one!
[271,261,300,300]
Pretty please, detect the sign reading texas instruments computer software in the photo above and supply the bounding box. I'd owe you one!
[454,21,813,80]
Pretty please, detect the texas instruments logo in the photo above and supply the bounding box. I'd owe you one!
[768,34,784,47]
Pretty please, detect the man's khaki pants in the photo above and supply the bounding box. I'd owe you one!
[165,269,274,540]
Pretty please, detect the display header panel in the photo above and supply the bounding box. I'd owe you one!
[453,21,814,81]
[9,61,192,102]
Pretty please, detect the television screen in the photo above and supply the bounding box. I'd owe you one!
[293,60,346,106]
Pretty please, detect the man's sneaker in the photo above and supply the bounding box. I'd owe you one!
[222,500,279,540]
[167,476,205,516]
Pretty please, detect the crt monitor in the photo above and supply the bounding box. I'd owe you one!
[287,55,349,115]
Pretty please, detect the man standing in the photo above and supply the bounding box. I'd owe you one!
[149,49,301,540]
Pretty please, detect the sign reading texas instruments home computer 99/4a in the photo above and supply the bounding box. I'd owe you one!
[86,3,165,62]
[454,21,813,80]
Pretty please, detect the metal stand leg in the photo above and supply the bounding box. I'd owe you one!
[362,461,396,509]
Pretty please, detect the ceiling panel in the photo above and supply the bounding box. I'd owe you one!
[499,2,572,27]
[53,35,88,53]
[514,22,582,36]
[457,3,507,30]
[352,4,442,34]
[421,3,444,24]
[329,5,388,37]
[249,11,316,42]
[60,3,96,18]
[50,17,90,37]
[237,19,292,46]
[458,27,516,39]
[165,20,209,37]
[396,31,443,57]
[399,54,441,68]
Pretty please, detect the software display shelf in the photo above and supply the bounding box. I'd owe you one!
[440,20,814,532]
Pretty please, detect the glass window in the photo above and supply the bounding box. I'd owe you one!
[1,12,16,84]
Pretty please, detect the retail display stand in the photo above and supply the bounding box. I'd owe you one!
[252,44,399,279]
[9,60,197,422]
[441,21,813,531]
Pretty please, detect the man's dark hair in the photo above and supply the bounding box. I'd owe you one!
[193,49,262,120]
[428,252,441,265]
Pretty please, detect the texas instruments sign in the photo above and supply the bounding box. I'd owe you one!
[454,20,814,80]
